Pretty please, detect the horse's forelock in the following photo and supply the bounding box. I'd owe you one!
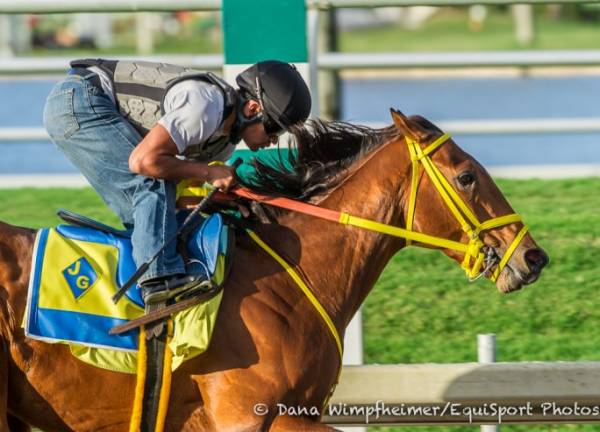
[408,115,443,134]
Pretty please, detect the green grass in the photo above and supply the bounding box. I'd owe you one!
[24,13,222,57]
[0,188,121,229]
[365,178,600,432]
[364,178,600,365]
[2,178,599,432]
[19,8,600,59]
[339,8,600,52]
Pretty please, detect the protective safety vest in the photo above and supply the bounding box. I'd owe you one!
[70,59,239,160]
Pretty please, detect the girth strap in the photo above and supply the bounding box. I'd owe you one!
[129,322,173,432]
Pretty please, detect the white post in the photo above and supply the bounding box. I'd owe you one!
[512,4,534,47]
[0,15,13,57]
[478,334,499,432]
[9,15,31,53]
[96,14,113,49]
[339,311,365,432]
[343,310,363,366]
[307,5,320,117]
[136,12,155,55]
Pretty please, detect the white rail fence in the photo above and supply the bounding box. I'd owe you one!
[0,55,223,74]
[6,51,600,74]
[1,0,600,13]
[4,116,600,144]
[327,361,600,426]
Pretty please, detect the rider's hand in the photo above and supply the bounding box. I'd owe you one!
[207,165,237,192]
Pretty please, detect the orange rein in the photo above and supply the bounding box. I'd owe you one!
[227,188,341,222]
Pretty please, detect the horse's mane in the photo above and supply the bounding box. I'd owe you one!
[240,119,398,201]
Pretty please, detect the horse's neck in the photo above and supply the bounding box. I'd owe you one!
[273,139,409,330]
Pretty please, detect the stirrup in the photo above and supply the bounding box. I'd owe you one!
[175,280,214,301]
[141,274,210,306]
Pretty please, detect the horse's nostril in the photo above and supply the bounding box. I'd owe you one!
[524,248,549,273]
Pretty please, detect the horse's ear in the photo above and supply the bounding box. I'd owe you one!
[390,108,408,132]
[390,109,429,142]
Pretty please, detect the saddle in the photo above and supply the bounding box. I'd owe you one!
[58,208,234,291]
[24,208,234,371]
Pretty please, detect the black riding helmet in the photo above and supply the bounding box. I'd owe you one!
[236,60,312,135]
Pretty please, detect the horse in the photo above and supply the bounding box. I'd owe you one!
[0,110,548,431]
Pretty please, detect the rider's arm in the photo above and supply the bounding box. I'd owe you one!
[129,80,236,190]
[129,124,235,189]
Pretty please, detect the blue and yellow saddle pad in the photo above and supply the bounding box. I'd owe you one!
[24,213,231,373]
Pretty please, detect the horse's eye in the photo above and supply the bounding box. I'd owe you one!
[457,172,475,187]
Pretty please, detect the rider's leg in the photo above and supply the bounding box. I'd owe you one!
[43,72,200,300]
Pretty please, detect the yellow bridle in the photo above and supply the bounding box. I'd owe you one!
[337,133,528,282]
[237,134,529,410]
[179,134,528,282]
[176,134,531,409]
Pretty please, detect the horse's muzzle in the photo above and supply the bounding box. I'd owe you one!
[524,248,549,275]
[519,247,549,285]
[496,246,549,293]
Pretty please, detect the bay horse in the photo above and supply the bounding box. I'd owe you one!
[1,110,548,431]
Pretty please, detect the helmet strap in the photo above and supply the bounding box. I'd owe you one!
[229,98,263,144]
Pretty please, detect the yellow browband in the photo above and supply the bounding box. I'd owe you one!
[339,133,528,282]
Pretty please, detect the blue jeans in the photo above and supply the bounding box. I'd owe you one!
[43,73,185,283]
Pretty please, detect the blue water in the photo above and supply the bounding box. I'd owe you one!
[2,75,600,173]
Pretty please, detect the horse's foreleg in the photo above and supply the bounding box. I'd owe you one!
[0,343,25,432]
[0,340,9,432]
[269,415,341,431]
